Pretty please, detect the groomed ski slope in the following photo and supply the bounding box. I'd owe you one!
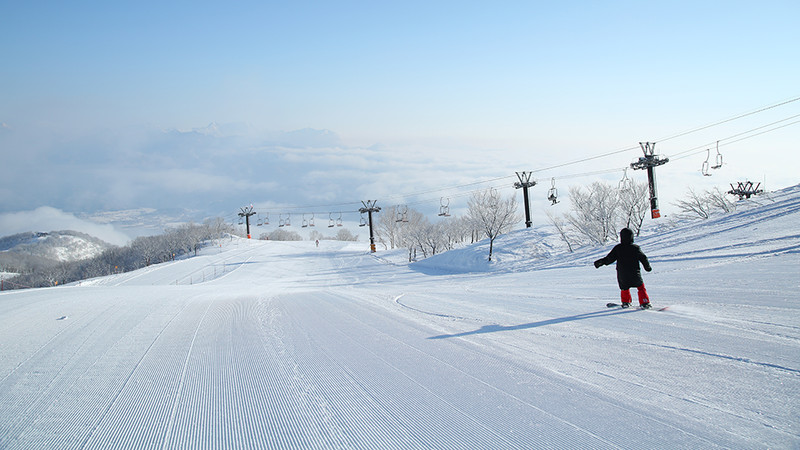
[1,186,799,449]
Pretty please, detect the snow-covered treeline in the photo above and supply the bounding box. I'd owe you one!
[3,219,232,290]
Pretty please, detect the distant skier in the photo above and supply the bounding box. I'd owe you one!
[594,227,652,309]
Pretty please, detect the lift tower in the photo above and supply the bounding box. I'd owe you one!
[514,171,537,228]
[238,205,257,239]
[630,142,669,219]
[359,200,381,253]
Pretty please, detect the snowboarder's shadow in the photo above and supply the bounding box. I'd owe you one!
[428,309,636,340]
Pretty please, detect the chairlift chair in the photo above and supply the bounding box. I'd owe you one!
[263,213,269,225]
[309,213,315,227]
[336,212,343,227]
[711,142,723,170]
[359,212,367,227]
[547,178,559,205]
[278,213,285,227]
[488,189,500,209]
[618,168,633,192]
[302,214,309,228]
[285,213,291,226]
[438,198,451,217]
[396,205,409,223]
[702,149,712,176]
[328,213,335,228]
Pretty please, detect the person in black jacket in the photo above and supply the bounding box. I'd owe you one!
[594,227,652,308]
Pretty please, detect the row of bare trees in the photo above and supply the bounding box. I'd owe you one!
[376,188,519,261]
[672,187,736,219]
[4,218,234,290]
[547,181,741,251]
[546,180,650,249]
[373,178,746,262]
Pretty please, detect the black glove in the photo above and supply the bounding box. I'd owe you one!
[644,265,652,272]
[594,259,602,268]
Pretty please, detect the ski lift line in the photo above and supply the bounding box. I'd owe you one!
[248,98,798,216]
[253,201,362,212]
[527,145,641,176]
[550,167,625,181]
[379,166,624,211]
[379,174,518,201]
[708,116,800,147]
[386,166,622,209]
[655,94,800,143]
[668,112,800,159]
[249,174,517,212]
[669,118,800,162]
[242,100,800,218]
[529,97,800,175]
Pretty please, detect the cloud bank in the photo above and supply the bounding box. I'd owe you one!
[0,207,131,246]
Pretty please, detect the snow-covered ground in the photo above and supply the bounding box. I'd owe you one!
[1,186,799,449]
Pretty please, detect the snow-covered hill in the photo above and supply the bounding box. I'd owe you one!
[0,230,113,262]
[414,184,800,275]
[1,186,798,448]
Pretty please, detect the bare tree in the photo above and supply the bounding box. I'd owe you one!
[204,217,234,241]
[674,187,737,219]
[376,205,402,249]
[388,207,427,261]
[420,221,449,257]
[707,187,736,213]
[467,188,519,261]
[335,228,358,241]
[567,182,620,245]
[619,180,649,236]
[440,216,471,251]
[545,210,576,253]
[673,187,712,219]
[263,229,303,241]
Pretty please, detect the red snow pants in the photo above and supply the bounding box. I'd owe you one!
[621,284,649,305]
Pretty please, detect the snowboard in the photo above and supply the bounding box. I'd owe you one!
[606,302,670,311]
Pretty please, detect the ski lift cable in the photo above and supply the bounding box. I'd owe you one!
[669,112,800,159]
[252,164,620,219]
[381,174,518,201]
[529,99,800,177]
[246,98,799,215]
[654,94,800,143]
[387,166,624,211]
[669,117,800,162]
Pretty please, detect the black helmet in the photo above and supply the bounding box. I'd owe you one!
[620,227,634,244]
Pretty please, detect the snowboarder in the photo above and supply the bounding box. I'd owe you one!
[594,227,652,309]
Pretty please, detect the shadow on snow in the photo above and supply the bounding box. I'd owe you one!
[428,308,638,340]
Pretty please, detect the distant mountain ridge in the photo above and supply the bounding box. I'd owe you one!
[0,230,113,263]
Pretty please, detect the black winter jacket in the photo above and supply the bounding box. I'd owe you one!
[594,228,652,289]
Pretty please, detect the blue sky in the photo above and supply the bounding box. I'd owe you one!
[1,1,799,239]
